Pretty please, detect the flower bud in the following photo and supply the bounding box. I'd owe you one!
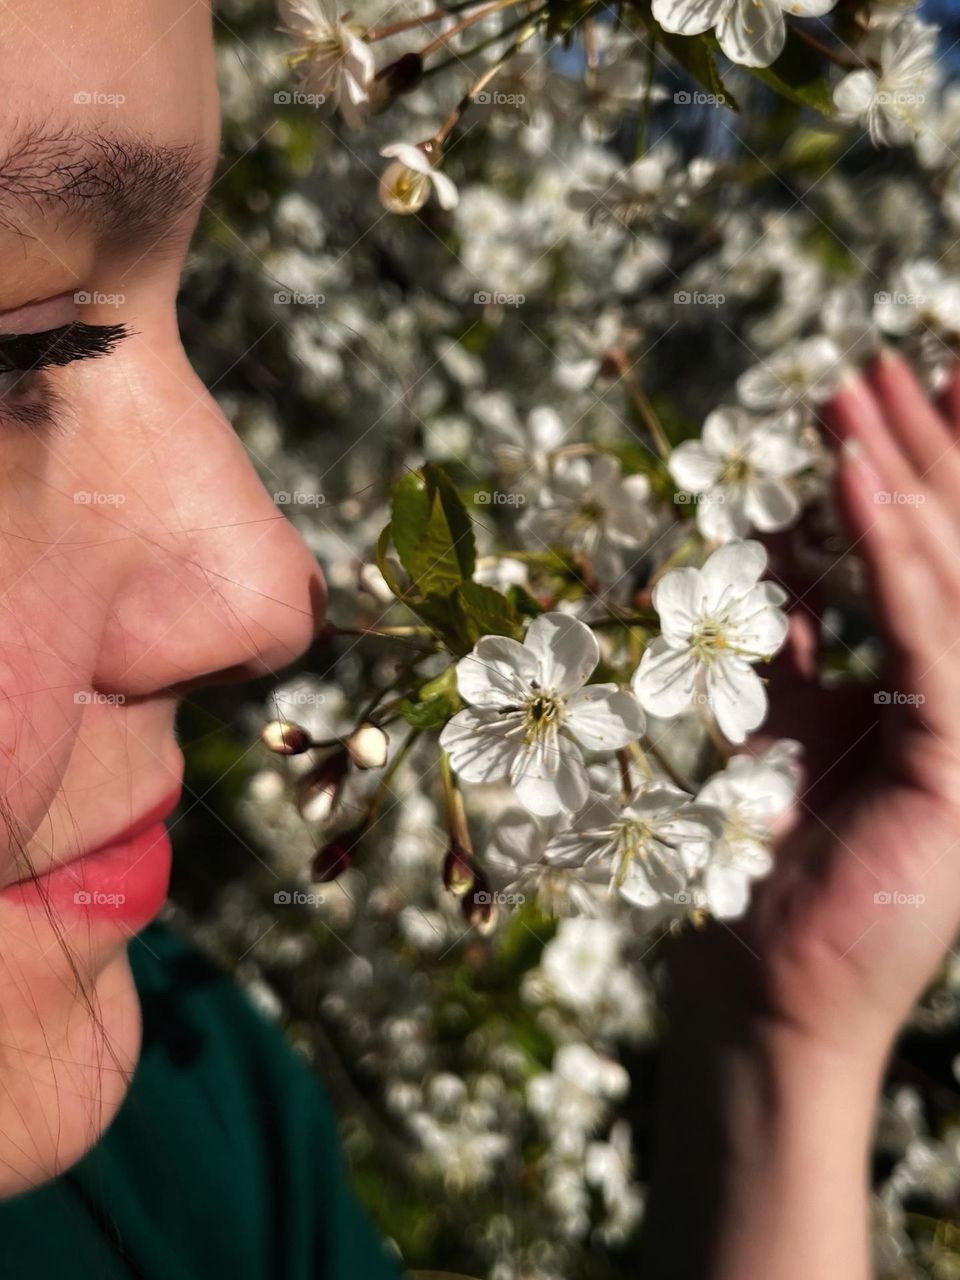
[261,719,313,755]
[296,749,350,822]
[443,842,474,897]
[345,722,389,770]
[312,825,364,883]
[461,871,498,935]
[377,51,423,99]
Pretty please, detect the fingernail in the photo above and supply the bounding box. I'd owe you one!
[840,437,863,462]
[835,363,864,392]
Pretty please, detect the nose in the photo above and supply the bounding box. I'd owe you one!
[92,348,326,698]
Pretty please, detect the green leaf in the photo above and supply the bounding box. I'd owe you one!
[506,584,544,619]
[398,665,461,728]
[656,29,740,113]
[408,592,473,655]
[747,29,835,115]
[375,524,409,599]
[455,581,524,646]
[780,125,845,170]
[389,465,476,597]
[399,690,460,729]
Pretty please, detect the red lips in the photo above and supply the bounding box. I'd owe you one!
[0,791,181,929]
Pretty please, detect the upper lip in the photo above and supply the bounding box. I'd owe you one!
[5,790,183,889]
[82,790,182,859]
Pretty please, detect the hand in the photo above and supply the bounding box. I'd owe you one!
[673,350,960,1068]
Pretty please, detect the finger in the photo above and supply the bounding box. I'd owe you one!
[935,359,960,428]
[865,348,960,487]
[833,441,933,657]
[821,370,918,500]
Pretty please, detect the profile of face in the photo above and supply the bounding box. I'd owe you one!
[0,0,324,1194]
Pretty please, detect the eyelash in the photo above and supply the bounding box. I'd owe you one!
[0,323,131,429]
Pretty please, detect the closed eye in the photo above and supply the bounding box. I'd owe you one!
[0,321,131,429]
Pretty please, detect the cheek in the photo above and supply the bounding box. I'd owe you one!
[0,559,107,865]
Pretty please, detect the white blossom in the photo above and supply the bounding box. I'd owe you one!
[695,745,800,918]
[669,406,810,543]
[567,148,714,228]
[652,0,838,69]
[379,143,459,215]
[520,454,659,583]
[874,259,960,338]
[632,541,789,743]
[440,613,644,816]
[278,0,375,129]
[737,335,844,411]
[833,17,939,147]
[486,807,612,916]
[545,784,717,908]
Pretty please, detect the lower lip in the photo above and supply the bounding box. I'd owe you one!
[0,822,173,929]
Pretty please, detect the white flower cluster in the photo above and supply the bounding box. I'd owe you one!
[439,542,797,922]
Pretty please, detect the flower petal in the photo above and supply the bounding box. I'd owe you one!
[716,0,786,66]
[439,707,514,783]
[700,539,766,609]
[729,584,789,656]
[565,685,645,751]
[652,0,727,36]
[380,142,432,171]
[702,406,751,454]
[705,657,767,743]
[524,612,599,695]
[704,862,750,918]
[632,637,698,719]
[651,566,705,643]
[510,731,589,816]
[743,478,800,531]
[669,441,724,493]
[431,168,460,210]
[456,635,538,708]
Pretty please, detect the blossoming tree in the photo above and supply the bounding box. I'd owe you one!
[174,0,960,1273]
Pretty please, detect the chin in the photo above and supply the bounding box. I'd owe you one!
[0,925,141,1198]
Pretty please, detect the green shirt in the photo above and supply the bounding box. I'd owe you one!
[0,921,405,1280]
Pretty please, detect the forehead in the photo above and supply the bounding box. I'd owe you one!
[0,0,219,159]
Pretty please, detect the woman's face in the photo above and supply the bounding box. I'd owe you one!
[0,0,323,1193]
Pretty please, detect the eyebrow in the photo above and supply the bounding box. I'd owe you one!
[0,124,215,246]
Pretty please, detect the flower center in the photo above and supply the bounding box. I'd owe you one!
[691,616,730,660]
[611,817,675,886]
[522,687,563,740]
[718,451,752,485]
